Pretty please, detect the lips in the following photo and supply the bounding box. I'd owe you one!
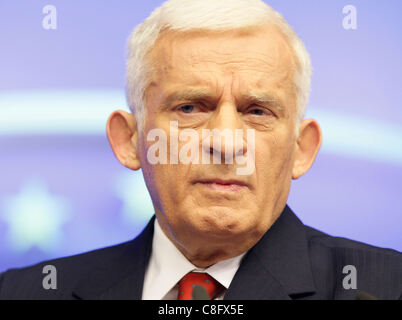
[194,178,249,192]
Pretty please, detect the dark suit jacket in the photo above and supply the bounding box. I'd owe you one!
[0,205,401,300]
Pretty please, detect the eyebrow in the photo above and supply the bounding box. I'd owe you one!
[243,92,284,113]
[161,88,285,113]
[162,88,216,108]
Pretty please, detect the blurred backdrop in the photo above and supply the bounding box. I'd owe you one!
[1,0,401,272]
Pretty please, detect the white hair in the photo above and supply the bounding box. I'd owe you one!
[126,0,312,132]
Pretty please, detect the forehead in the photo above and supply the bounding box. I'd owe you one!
[148,26,296,95]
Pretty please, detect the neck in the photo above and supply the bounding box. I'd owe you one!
[156,215,259,268]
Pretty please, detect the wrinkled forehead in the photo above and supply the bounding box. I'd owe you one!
[148,25,296,83]
[144,26,297,114]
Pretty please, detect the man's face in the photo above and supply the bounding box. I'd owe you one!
[138,26,299,255]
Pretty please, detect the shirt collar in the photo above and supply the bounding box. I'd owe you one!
[142,218,246,300]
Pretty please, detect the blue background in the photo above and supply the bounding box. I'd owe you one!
[1,0,401,272]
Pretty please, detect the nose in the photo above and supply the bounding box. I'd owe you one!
[201,102,247,164]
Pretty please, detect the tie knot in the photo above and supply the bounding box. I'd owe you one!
[177,272,224,300]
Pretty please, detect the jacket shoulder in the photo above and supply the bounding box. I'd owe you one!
[0,240,133,300]
[0,217,155,300]
[303,225,402,300]
[305,225,401,254]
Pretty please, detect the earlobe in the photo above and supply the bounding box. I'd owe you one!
[292,119,322,180]
[106,110,141,171]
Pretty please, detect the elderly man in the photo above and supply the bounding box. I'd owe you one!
[0,0,401,300]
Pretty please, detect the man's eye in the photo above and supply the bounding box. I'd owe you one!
[248,108,266,116]
[179,104,199,113]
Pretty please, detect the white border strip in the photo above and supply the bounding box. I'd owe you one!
[0,90,127,135]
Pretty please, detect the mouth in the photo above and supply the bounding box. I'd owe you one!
[194,178,250,192]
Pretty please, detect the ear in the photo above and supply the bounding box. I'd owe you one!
[106,110,141,171]
[292,119,322,180]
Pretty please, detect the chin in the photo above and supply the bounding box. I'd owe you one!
[191,206,256,238]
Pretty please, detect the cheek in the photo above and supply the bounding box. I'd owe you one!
[254,131,295,187]
[139,134,191,209]
[137,134,169,208]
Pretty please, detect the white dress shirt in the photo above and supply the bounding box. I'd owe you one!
[142,218,246,300]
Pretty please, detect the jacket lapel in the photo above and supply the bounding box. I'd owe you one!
[72,216,155,300]
[72,205,315,300]
[224,205,316,300]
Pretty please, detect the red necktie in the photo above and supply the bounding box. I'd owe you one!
[177,272,224,300]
